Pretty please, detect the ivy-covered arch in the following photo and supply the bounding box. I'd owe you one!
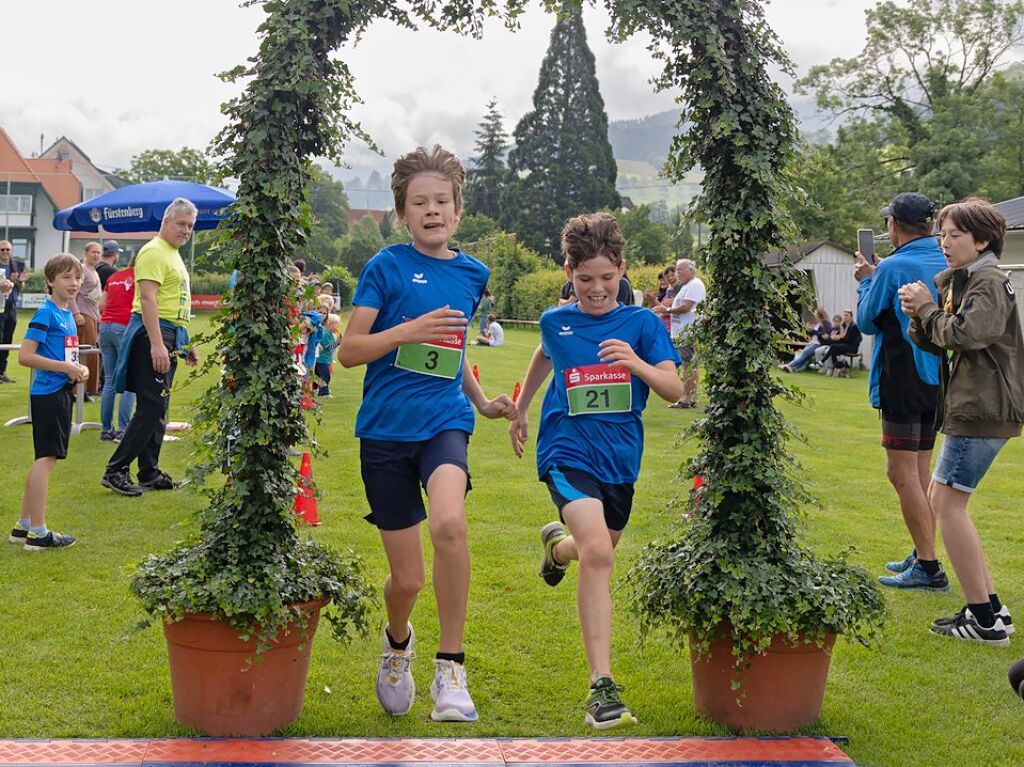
[133,0,881,662]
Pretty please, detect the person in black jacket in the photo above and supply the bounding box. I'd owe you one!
[821,310,863,377]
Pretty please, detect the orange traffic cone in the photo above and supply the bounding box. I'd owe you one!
[294,451,320,526]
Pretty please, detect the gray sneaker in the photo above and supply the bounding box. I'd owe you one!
[884,549,916,573]
[539,521,569,586]
[430,659,478,722]
[375,624,415,716]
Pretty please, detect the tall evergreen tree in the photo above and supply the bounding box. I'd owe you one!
[501,5,620,260]
[465,99,509,220]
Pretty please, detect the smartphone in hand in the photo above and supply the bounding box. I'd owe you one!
[857,229,875,262]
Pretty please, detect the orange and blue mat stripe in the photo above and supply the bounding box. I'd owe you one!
[0,737,855,766]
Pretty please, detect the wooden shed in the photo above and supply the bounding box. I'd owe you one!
[766,241,872,362]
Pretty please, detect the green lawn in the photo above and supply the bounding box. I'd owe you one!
[1,310,1022,767]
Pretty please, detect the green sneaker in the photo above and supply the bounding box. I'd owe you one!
[585,676,637,730]
[539,521,569,586]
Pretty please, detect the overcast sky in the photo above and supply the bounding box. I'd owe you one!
[1,0,877,176]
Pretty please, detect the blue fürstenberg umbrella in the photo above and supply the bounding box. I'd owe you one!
[53,179,235,233]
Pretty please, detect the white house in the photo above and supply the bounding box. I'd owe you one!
[766,240,872,360]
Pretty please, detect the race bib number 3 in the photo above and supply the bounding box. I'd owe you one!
[395,333,464,379]
[565,364,632,416]
[65,335,80,366]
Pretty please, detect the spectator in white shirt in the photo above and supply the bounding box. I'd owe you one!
[475,313,504,347]
[654,258,706,408]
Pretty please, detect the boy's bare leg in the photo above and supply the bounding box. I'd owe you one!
[379,525,426,643]
[426,464,470,654]
[561,500,622,680]
[20,457,56,527]
[929,482,991,604]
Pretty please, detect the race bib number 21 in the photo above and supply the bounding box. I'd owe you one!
[565,364,631,416]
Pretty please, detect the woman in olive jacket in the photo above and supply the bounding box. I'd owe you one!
[900,197,1023,648]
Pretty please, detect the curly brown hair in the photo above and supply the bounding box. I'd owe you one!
[560,212,625,270]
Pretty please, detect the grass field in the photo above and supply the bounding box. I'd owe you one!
[1,310,1022,767]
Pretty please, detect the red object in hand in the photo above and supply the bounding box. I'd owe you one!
[472,364,479,382]
[513,381,521,402]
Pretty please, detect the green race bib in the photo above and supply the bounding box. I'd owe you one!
[565,364,632,416]
[395,332,465,379]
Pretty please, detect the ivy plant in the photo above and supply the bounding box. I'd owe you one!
[607,0,886,664]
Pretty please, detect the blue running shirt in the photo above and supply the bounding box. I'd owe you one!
[536,303,680,484]
[24,299,77,395]
[353,244,489,441]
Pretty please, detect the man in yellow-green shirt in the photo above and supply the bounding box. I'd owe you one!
[101,198,199,497]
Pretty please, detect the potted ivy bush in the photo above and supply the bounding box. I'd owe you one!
[624,0,884,732]
[130,3,376,737]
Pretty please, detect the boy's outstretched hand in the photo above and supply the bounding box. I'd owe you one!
[509,414,529,458]
[480,394,517,421]
[402,306,468,344]
[598,338,641,371]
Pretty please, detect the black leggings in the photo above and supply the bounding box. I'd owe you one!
[105,329,176,479]
[823,343,859,363]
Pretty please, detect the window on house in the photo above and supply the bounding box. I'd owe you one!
[82,187,105,201]
[0,195,33,214]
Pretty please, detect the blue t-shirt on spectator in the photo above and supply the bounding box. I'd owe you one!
[24,298,76,395]
[536,303,680,484]
[352,243,489,441]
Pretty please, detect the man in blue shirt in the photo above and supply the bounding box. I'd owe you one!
[855,192,948,591]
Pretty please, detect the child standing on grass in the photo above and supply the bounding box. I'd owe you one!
[339,145,517,722]
[316,313,341,396]
[900,198,1023,647]
[508,213,683,729]
[9,254,89,552]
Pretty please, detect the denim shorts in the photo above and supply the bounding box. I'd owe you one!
[932,435,1008,494]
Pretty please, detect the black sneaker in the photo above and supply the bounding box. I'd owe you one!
[100,431,116,442]
[138,470,180,491]
[101,470,143,497]
[585,676,637,730]
[930,608,1010,647]
[9,527,28,545]
[934,605,1015,636]
[24,530,76,552]
[539,521,569,586]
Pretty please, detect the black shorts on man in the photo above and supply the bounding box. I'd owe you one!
[542,465,634,532]
[880,409,937,452]
[31,385,74,460]
[360,429,471,531]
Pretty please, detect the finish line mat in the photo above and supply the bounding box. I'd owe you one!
[0,737,855,767]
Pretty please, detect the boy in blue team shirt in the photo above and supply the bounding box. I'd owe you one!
[509,213,683,729]
[339,145,517,722]
[8,254,89,552]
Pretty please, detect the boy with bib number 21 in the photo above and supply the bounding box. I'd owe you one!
[509,213,683,729]
[339,145,517,722]
[9,254,89,552]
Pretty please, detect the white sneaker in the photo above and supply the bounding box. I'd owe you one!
[430,658,478,722]
[375,624,415,716]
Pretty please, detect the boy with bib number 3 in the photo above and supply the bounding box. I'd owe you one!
[9,254,89,552]
[509,213,683,729]
[339,145,517,722]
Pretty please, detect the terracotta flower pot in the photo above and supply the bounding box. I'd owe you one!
[689,627,835,733]
[162,599,327,736]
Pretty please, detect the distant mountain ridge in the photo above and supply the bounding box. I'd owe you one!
[331,97,832,210]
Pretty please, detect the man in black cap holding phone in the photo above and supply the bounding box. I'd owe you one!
[855,192,949,591]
